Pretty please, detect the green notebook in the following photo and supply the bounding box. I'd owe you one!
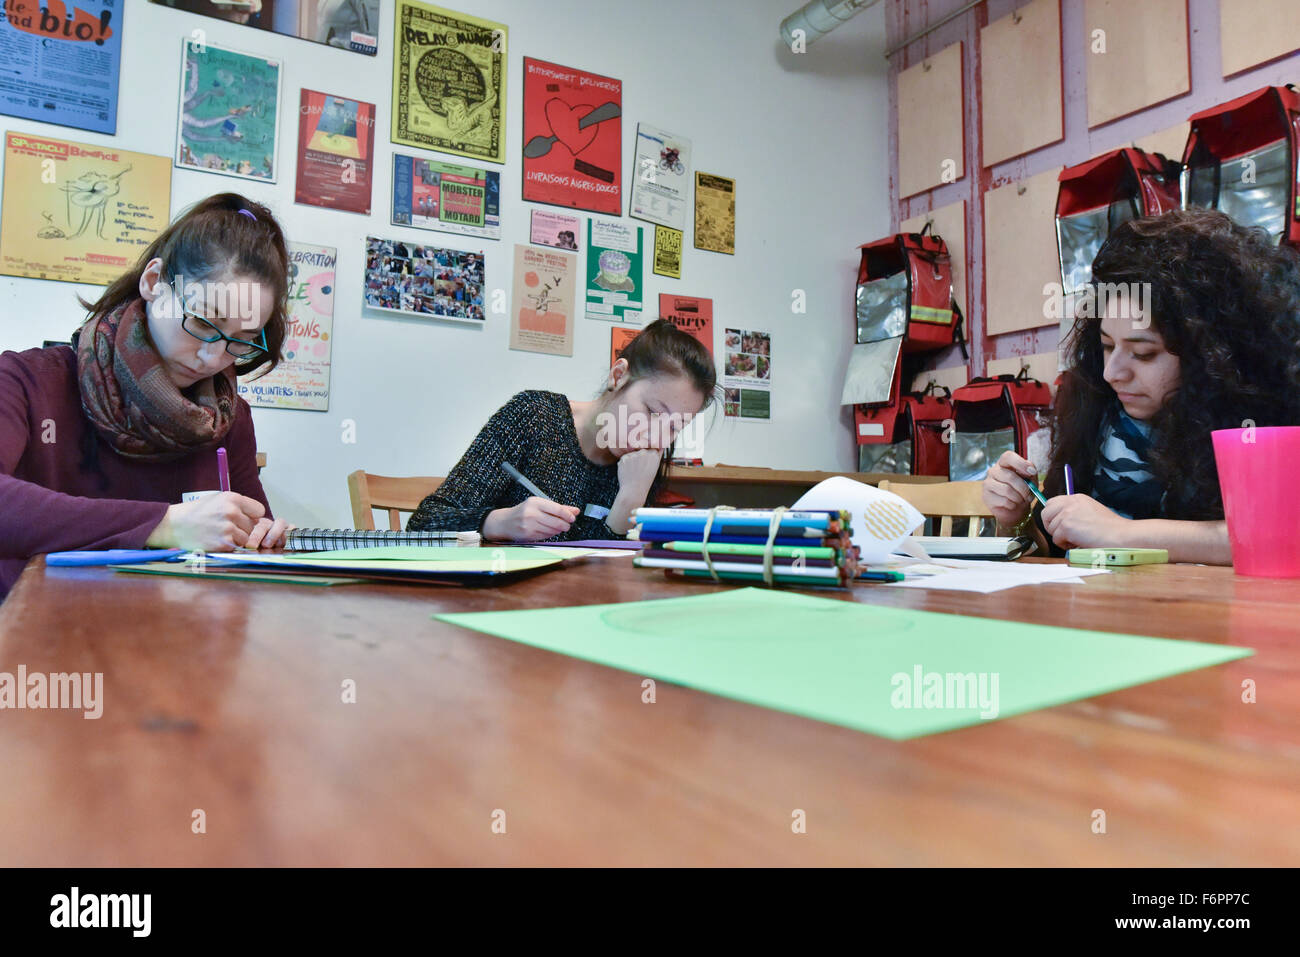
[110,561,365,586]
[437,588,1252,740]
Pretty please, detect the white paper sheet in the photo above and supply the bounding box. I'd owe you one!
[878,557,1110,593]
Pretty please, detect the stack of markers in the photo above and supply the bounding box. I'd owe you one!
[632,507,859,588]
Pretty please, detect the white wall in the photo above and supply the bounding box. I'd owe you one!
[0,0,891,528]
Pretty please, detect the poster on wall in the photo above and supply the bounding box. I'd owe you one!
[630,124,691,231]
[610,326,639,365]
[653,226,682,279]
[175,39,281,182]
[296,90,376,214]
[585,220,642,324]
[392,153,500,240]
[392,1,506,163]
[148,0,379,56]
[0,0,122,134]
[363,235,485,323]
[237,242,336,412]
[723,327,771,421]
[658,294,713,357]
[521,57,622,216]
[530,209,580,251]
[510,243,577,356]
[0,132,171,285]
[695,172,735,255]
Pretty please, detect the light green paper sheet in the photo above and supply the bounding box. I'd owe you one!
[436,587,1252,740]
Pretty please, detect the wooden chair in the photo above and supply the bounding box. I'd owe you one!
[878,480,993,537]
[347,470,444,531]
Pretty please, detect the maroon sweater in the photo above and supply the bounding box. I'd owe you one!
[0,345,271,602]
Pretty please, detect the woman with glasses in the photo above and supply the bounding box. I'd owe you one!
[0,193,291,602]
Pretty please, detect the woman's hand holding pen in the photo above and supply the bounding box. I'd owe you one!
[145,492,287,551]
[1041,494,1130,549]
[483,498,579,541]
[982,451,1039,529]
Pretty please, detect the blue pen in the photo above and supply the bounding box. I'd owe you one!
[1065,464,1075,496]
[46,549,187,567]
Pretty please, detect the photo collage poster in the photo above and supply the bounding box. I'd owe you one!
[723,327,771,421]
[364,235,485,323]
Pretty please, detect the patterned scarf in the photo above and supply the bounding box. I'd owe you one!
[1091,404,1165,520]
[74,297,237,461]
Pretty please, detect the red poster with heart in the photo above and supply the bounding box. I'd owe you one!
[522,57,622,216]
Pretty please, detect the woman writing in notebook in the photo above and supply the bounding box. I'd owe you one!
[0,193,291,602]
[408,319,717,541]
[983,209,1300,564]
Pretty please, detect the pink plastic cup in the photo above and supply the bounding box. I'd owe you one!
[1212,426,1300,577]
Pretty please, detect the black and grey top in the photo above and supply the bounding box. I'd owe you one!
[407,390,623,541]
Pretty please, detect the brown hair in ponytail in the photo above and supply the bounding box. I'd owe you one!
[602,318,720,499]
[78,192,290,378]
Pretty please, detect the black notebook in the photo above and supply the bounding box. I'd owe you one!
[285,528,481,551]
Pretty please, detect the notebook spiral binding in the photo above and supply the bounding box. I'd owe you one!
[285,529,481,551]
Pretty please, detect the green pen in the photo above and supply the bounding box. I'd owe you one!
[1026,480,1048,508]
[857,570,905,582]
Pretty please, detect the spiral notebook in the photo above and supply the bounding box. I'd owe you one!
[286,528,481,551]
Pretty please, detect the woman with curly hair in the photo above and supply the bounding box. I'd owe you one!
[983,208,1300,564]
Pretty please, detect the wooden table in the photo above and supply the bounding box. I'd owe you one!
[668,465,945,508]
[0,556,1294,866]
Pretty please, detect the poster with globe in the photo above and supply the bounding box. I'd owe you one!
[391,1,506,163]
[237,243,336,412]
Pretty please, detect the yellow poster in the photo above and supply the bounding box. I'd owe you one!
[653,226,682,279]
[694,172,735,255]
[0,132,172,286]
[392,1,507,163]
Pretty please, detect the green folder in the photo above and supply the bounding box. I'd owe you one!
[111,561,364,586]
[437,587,1252,739]
[206,546,566,577]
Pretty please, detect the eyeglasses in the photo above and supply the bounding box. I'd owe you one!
[171,281,269,358]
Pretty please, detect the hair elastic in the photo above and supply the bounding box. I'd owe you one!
[237,208,257,220]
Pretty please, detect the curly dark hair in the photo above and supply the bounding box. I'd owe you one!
[1047,208,1300,520]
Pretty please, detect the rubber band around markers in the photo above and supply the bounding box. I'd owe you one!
[762,506,788,586]
[698,505,736,582]
[698,505,788,587]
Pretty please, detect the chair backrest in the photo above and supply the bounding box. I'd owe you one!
[347,470,444,531]
[878,480,992,537]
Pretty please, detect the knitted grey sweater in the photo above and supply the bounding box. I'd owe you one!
[407,390,623,540]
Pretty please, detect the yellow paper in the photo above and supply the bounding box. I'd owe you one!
[694,173,735,255]
[1,132,172,285]
[392,1,507,163]
[653,226,682,278]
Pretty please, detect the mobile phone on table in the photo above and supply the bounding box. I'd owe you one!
[1066,547,1169,567]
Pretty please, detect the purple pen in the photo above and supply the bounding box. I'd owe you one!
[217,447,230,492]
[1064,464,1075,496]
